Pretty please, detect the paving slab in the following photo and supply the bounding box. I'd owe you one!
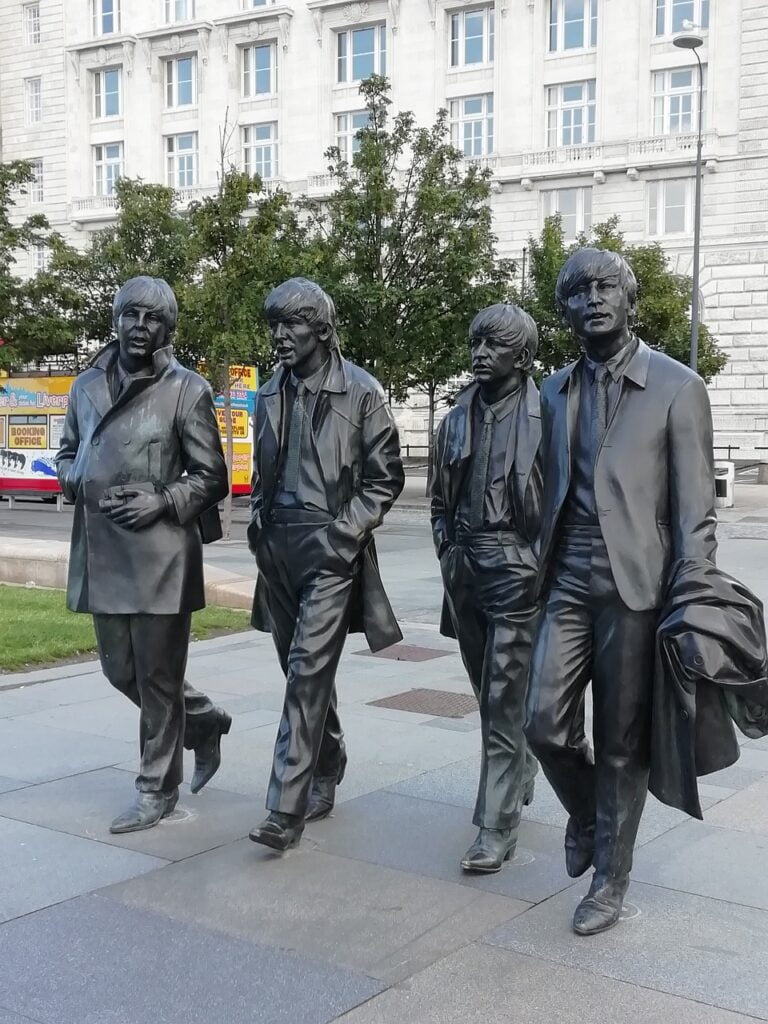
[310,789,573,903]
[0,768,255,861]
[632,820,768,910]
[11,695,140,743]
[0,894,381,1024]
[0,719,135,785]
[704,778,768,836]
[486,880,768,1020]
[0,817,166,923]
[702,761,768,790]
[0,778,28,796]
[0,1009,44,1024]
[335,941,757,1024]
[101,839,528,984]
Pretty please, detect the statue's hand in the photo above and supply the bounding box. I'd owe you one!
[99,487,166,530]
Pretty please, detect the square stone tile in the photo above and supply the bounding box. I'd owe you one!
[0,768,255,861]
[0,1009,45,1023]
[0,894,381,1024]
[310,789,573,903]
[733,746,768,772]
[703,762,767,791]
[0,719,136,785]
[12,695,139,743]
[0,817,166,923]
[102,839,528,984]
[704,778,768,836]
[336,941,755,1024]
[0,777,28,796]
[633,821,768,910]
[486,881,768,1020]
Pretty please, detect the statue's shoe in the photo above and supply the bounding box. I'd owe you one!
[460,827,517,874]
[109,789,179,834]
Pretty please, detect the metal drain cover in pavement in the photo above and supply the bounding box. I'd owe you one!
[368,688,478,718]
[354,644,451,662]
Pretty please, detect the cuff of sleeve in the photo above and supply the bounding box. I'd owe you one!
[160,487,176,521]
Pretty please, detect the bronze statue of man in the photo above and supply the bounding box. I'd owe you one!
[432,304,542,873]
[524,249,717,935]
[248,277,404,852]
[56,276,231,834]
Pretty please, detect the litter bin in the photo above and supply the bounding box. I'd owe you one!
[714,460,735,509]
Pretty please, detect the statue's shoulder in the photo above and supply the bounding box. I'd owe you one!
[342,358,387,400]
[541,362,576,399]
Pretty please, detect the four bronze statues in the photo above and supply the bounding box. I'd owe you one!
[57,256,766,938]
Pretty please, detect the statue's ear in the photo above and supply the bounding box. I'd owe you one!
[317,322,332,345]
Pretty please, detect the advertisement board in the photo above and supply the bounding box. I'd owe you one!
[0,375,73,493]
[214,366,258,495]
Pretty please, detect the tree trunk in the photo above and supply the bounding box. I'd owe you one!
[222,360,234,541]
[425,382,436,497]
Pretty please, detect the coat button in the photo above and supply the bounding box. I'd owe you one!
[680,709,689,720]
[92,437,100,446]
[694,655,704,666]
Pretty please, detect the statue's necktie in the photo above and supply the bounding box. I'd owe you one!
[469,408,495,530]
[283,381,306,492]
[592,363,610,461]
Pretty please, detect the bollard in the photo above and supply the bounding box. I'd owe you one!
[714,460,735,509]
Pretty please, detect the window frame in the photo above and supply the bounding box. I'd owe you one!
[165,54,197,109]
[32,243,49,273]
[29,159,44,204]
[334,110,371,161]
[25,77,42,125]
[449,6,495,69]
[92,0,121,37]
[23,3,41,45]
[647,177,692,235]
[166,132,199,188]
[165,0,195,23]
[242,42,277,98]
[546,79,597,148]
[548,0,598,54]
[449,94,495,158]
[93,66,122,120]
[655,0,710,37]
[335,23,387,85]
[242,122,278,179]
[542,186,593,240]
[93,141,124,197]
[652,66,707,135]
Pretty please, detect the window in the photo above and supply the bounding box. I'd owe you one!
[166,132,198,187]
[653,67,706,134]
[336,24,386,84]
[23,4,41,45]
[93,142,123,196]
[546,80,596,147]
[450,7,494,68]
[242,0,274,6]
[165,0,194,22]
[542,187,592,239]
[25,78,42,124]
[655,0,709,36]
[93,67,122,118]
[549,0,597,52]
[92,0,120,36]
[32,244,49,273]
[335,110,370,161]
[243,123,278,179]
[29,159,44,203]
[449,95,494,157]
[648,178,691,234]
[242,44,276,96]
[165,56,196,108]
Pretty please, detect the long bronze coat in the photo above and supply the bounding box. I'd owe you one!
[56,341,228,615]
[248,350,405,652]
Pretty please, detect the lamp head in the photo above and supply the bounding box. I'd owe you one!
[673,32,704,49]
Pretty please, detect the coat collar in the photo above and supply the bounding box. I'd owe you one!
[82,341,176,421]
[557,336,650,392]
[89,339,175,378]
[261,347,347,398]
[453,376,539,416]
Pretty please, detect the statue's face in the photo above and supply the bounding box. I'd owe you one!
[564,269,634,343]
[116,301,169,368]
[469,333,526,386]
[269,314,323,373]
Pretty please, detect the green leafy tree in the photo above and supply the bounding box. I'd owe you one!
[0,160,52,370]
[521,214,726,381]
[306,76,514,478]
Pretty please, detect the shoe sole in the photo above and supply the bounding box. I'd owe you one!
[190,713,232,795]
[109,795,178,834]
[460,848,515,873]
[249,831,302,852]
[573,914,621,936]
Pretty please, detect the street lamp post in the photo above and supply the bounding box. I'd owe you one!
[674,32,705,373]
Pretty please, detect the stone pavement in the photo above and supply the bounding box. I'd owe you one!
[1,515,768,1022]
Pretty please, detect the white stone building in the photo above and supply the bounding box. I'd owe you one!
[0,0,766,456]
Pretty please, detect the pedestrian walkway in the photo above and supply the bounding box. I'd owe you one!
[0,609,767,1023]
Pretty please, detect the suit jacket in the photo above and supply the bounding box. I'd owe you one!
[650,557,768,818]
[536,339,717,611]
[56,341,228,615]
[248,349,405,652]
[430,377,543,637]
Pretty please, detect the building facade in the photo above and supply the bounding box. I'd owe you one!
[0,0,766,455]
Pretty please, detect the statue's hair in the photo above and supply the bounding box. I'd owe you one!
[469,303,538,374]
[555,248,637,317]
[112,276,178,332]
[264,277,340,350]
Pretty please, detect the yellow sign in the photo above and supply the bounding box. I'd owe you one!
[9,416,48,449]
[229,366,257,392]
[216,407,249,439]
[232,442,252,489]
